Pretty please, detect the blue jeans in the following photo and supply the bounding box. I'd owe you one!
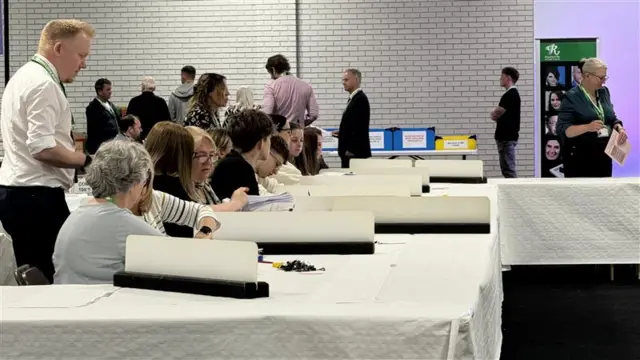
[496,140,518,178]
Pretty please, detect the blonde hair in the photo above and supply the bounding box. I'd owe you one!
[208,128,232,157]
[38,19,95,53]
[581,58,607,74]
[235,87,255,109]
[144,122,196,200]
[185,126,216,151]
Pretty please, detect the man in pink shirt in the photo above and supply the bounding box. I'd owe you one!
[263,54,319,126]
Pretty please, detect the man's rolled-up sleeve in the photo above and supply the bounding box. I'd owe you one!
[25,82,61,155]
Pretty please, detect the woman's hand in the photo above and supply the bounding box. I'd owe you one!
[617,127,628,145]
[586,120,604,132]
[194,231,213,240]
[230,187,249,208]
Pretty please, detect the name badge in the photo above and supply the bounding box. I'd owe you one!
[597,127,609,138]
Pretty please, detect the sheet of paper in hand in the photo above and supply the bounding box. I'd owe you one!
[604,129,631,166]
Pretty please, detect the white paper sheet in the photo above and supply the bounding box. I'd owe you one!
[605,129,631,166]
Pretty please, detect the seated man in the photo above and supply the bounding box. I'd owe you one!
[257,135,289,195]
[114,114,143,142]
[210,109,274,200]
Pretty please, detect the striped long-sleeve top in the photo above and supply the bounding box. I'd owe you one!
[141,190,219,235]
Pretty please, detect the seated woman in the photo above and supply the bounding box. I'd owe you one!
[145,122,245,238]
[132,185,221,237]
[295,127,324,176]
[210,109,274,199]
[274,122,303,184]
[224,86,262,119]
[186,126,247,210]
[270,114,290,143]
[53,141,164,285]
[257,135,290,195]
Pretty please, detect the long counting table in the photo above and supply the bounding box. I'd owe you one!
[323,149,478,160]
[489,178,640,265]
[0,234,503,360]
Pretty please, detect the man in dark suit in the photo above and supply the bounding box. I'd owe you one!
[85,78,120,154]
[333,68,371,168]
[126,76,171,140]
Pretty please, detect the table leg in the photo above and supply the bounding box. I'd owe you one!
[462,155,467,160]
[610,265,614,282]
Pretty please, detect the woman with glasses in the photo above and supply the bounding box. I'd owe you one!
[273,122,303,185]
[186,126,248,209]
[145,122,238,238]
[557,58,628,177]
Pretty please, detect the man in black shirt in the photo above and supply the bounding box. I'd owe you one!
[210,109,274,199]
[490,67,521,178]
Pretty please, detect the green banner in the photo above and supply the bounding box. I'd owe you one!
[540,40,597,62]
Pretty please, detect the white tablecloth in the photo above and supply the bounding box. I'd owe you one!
[490,178,640,265]
[0,234,502,360]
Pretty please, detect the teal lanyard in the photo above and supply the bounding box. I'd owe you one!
[30,56,74,127]
[579,85,604,121]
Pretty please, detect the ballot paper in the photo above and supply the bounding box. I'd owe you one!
[605,129,631,166]
[243,193,295,212]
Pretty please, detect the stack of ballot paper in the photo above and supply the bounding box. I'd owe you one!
[243,193,295,212]
[605,129,632,166]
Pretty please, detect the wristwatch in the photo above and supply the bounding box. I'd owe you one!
[199,226,212,236]
[83,155,92,168]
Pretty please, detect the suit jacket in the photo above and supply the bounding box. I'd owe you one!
[85,98,120,154]
[126,92,171,140]
[338,90,371,158]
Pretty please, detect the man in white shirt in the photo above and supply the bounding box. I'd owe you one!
[0,19,95,282]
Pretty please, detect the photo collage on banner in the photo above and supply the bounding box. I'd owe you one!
[539,39,597,177]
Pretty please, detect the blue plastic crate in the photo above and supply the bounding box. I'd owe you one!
[392,127,436,151]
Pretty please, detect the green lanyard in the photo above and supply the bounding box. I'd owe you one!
[579,85,604,121]
[30,55,74,127]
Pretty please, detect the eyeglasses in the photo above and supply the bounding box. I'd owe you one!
[587,72,608,82]
[193,153,217,164]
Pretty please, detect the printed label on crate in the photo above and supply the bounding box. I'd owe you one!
[443,139,469,149]
[369,132,385,149]
[322,133,339,149]
[68,178,92,195]
[402,131,427,149]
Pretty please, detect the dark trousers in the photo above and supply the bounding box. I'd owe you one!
[0,186,70,282]
[564,142,612,178]
[496,140,518,178]
[340,156,351,169]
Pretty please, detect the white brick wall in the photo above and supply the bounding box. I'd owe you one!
[0,0,534,177]
[299,0,534,176]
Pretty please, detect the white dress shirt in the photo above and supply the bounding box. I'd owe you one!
[98,98,115,115]
[0,55,75,189]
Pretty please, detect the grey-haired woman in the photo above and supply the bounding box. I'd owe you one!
[53,140,163,284]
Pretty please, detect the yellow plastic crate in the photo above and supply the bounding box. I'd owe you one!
[435,135,477,150]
